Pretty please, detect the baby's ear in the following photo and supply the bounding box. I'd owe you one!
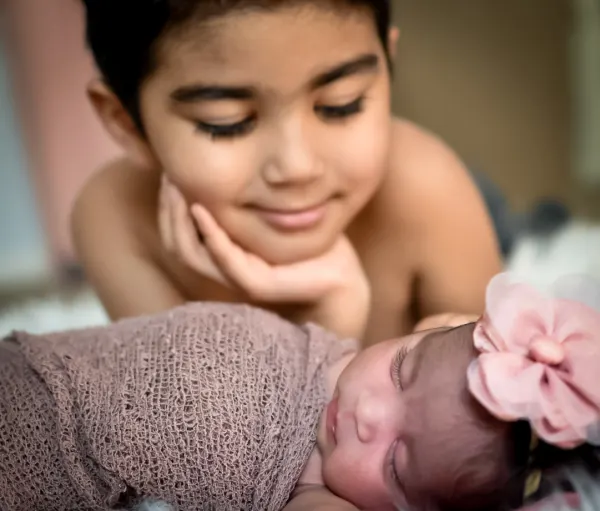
[86,79,157,171]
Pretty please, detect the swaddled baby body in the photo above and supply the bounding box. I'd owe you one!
[0,303,355,511]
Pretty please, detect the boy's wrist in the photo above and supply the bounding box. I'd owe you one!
[309,275,371,340]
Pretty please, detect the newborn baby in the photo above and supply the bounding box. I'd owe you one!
[330,273,600,511]
[1,274,599,511]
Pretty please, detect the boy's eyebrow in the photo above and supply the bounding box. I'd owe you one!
[170,85,254,103]
[170,53,380,103]
[311,53,380,88]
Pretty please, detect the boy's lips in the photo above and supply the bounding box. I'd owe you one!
[249,199,332,232]
[326,396,339,445]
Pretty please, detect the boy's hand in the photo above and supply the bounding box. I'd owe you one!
[413,312,480,332]
[158,177,370,338]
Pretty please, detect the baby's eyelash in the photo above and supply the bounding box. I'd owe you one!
[389,455,403,495]
[392,345,410,390]
[387,442,409,510]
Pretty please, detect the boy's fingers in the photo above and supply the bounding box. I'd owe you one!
[191,205,242,271]
[170,193,226,284]
[158,180,174,252]
[191,205,265,293]
[191,204,346,302]
[171,189,202,267]
[157,181,228,286]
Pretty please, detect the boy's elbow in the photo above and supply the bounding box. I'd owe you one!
[70,182,91,253]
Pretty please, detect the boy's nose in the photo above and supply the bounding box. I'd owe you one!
[262,121,324,185]
[355,390,401,444]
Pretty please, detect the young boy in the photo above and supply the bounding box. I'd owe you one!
[72,0,501,344]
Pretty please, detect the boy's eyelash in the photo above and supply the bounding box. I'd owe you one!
[195,96,364,139]
[195,117,256,140]
[315,96,365,119]
[392,345,410,390]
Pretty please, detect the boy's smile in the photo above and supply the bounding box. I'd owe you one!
[246,197,336,232]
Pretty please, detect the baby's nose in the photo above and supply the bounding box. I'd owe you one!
[355,391,401,443]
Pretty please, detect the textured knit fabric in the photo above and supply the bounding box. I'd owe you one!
[0,302,357,511]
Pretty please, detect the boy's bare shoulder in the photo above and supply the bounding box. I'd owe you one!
[386,119,476,217]
[379,119,485,235]
[378,119,501,315]
[71,157,160,255]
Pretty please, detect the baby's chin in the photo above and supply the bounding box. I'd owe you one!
[321,461,397,511]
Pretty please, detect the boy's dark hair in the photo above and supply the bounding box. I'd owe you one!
[81,0,391,128]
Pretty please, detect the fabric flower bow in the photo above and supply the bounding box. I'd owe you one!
[467,273,600,449]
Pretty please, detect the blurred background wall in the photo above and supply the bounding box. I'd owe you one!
[1,0,118,295]
[0,27,48,291]
[394,0,571,210]
[0,0,599,298]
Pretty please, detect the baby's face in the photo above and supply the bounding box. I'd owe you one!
[318,324,509,510]
[317,329,429,510]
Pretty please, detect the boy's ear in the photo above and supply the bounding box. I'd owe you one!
[388,26,400,59]
[87,79,157,170]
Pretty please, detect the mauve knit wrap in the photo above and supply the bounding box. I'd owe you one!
[0,302,357,511]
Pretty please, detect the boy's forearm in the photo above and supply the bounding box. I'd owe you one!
[294,282,371,341]
[285,486,360,511]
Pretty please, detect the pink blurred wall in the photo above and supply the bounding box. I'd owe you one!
[3,0,120,266]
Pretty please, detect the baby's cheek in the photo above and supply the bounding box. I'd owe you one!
[323,451,390,509]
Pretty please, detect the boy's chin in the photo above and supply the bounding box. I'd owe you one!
[240,231,339,265]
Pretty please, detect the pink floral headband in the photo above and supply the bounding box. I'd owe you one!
[467,273,600,450]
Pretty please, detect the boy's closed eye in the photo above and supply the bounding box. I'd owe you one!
[170,53,381,140]
[187,96,367,140]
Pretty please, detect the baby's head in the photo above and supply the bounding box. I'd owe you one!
[81,0,395,264]
[318,324,515,510]
[318,274,600,510]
